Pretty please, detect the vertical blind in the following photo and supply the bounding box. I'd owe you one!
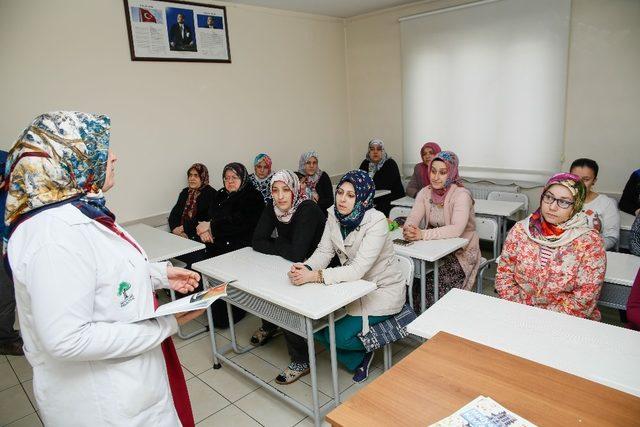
[400,0,571,184]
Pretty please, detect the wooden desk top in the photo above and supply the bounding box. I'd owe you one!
[326,332,640,427]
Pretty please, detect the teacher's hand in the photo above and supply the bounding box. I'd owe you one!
[174,309,206,326]
[168,266,200,294]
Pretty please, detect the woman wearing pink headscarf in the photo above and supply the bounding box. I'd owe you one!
[403,151,480,312]
[406,142,441,198]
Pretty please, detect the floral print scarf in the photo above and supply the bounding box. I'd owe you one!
[334,170,376,239]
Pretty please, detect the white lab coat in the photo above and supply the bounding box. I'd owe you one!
[8,204,181,427]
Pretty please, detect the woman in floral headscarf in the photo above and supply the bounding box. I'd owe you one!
[168,163,216,272]
[288,170,405,383]
[248,153,274,204]
[4,112,202,426]
[298,150,333,215]
[250,170,326,384]
[406,142,442,198]
[358,138,405,216]
[496,173,606,320]
[403,151,480,312]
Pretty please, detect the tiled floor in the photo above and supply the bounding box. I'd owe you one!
[1,252,625,426]
[0,312,419,426]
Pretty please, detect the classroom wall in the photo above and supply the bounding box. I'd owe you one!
[345,0,640,199]
[0,0,350,222]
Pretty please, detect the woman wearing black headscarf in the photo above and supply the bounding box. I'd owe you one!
[196,162,264,326]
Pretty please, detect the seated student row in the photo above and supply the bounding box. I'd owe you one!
[168,146,635,383]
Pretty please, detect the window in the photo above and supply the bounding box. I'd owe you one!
[400,0,571,184]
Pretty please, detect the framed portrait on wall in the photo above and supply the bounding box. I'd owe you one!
[123,0,231,63]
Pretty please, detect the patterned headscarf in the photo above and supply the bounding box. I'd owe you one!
[298,151,323,199]
[271,170,303,224]
[222,162,249,194]
[334,170,376,238]
[525,173,594,248]
[249,153,274,203]
[428,151,464,206]
[181,163,209,225]
[419,142,442,187]
[365,138,389,178]
[4,111,110,227]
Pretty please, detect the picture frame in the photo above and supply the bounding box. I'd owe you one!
[123,0,231,63]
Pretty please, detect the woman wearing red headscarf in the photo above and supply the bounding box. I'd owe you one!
[168,163,216,275]
[406,142,441,198]
[496,173,605,320]
[403,151,480,311]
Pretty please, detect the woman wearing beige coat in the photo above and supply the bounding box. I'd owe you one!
[404,151,480,310]
[288,170,405,383]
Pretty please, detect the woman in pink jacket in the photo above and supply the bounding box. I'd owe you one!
[495,173,606,320]
[403,151,480,310]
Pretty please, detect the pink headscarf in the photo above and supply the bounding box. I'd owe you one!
[419,142,442,187]
[428,151,463,206]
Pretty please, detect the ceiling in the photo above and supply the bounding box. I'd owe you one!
[224,0,420,18]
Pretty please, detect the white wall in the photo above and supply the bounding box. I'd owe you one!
[0,0,350,222]
[1,0,637,222]
[345,0,640,198]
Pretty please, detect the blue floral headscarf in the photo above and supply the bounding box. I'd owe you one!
[334,170,376,238]
[4,111,110,227]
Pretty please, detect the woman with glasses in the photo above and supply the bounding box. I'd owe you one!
[495,173,606,320]
[196,162,264,327]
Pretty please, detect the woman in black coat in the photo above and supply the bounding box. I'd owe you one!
[196,162,265,327]
[358,138,404,216]
[250,169,326,384]
[168,163,216,269]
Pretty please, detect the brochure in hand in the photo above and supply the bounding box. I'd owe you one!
[430,396,536,427]
[137,283,229,321]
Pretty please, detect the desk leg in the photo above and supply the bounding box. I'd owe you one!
[328,312,340,408]
[433,259,439,304]
[306,318,321,427]
[497,216,504,254]
[203,277,222,369]
[420,260,426,314]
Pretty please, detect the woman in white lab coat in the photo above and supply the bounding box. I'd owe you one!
[4,112,203,427]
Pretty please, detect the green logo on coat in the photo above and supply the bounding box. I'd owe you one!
[118,281,135,307]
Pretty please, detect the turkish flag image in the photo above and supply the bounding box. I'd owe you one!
[139,8,157,23]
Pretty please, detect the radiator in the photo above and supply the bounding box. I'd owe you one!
[463,181,519,199]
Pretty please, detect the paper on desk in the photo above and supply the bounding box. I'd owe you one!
[430,396,536,427]
[135,283,227,321]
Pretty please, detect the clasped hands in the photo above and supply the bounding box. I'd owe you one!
[402,224,425,241]
[288,263,321,286]
[196,221,214,243]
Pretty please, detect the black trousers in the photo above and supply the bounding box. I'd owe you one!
[0,266,20,344]
[261,319,308,363]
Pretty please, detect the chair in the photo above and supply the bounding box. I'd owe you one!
[476,256,501,294]
[476,217,499,259]
[487,191,529,221]
[382,255,415,371]
[389,206,412,222]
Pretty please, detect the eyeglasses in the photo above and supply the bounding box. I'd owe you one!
[224,176,240,182]
[541,192,574,209]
